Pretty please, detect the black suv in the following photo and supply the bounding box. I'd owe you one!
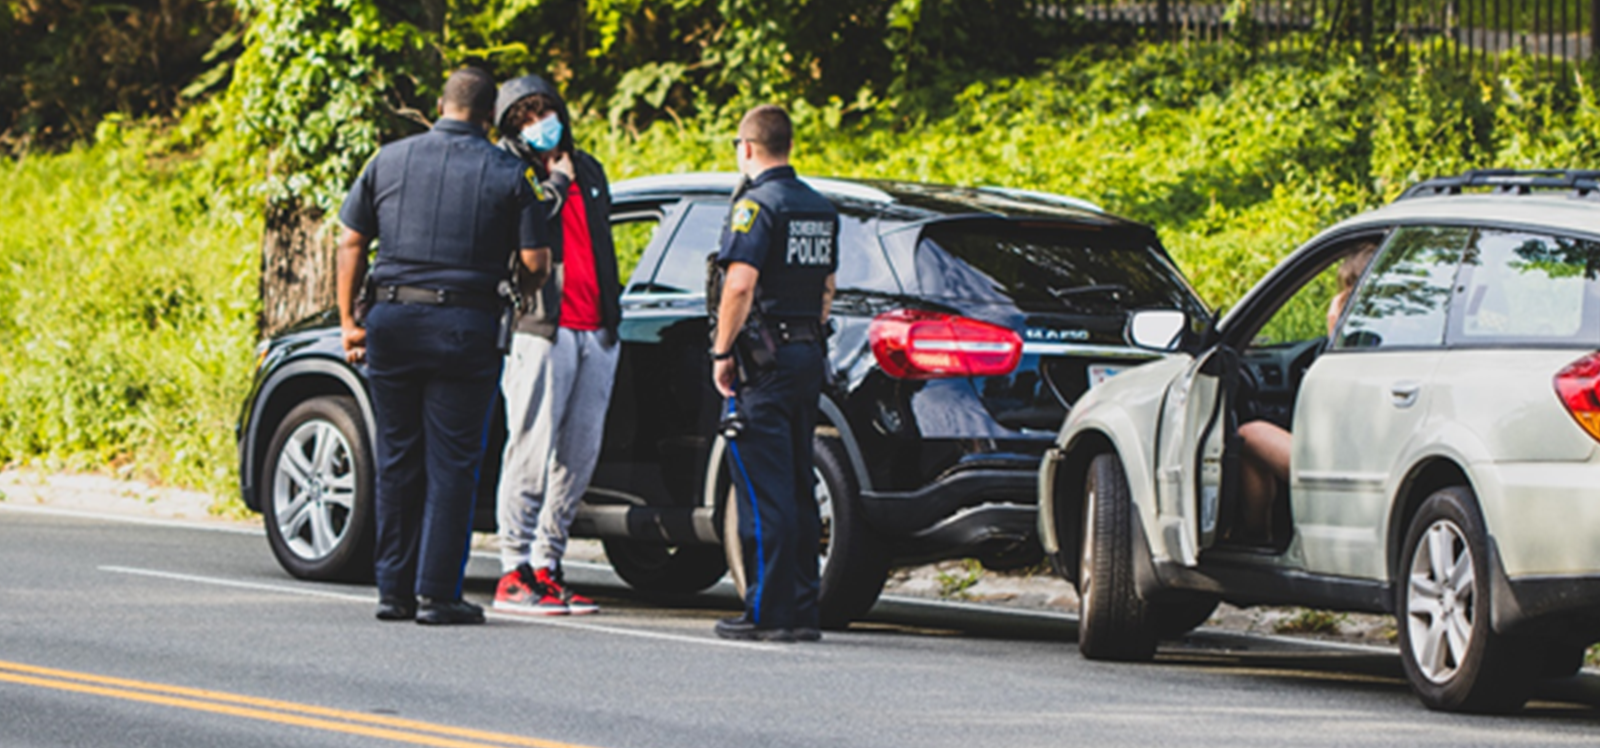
[237,173,1206,627]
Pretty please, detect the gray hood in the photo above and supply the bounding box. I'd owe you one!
[494,74,575,154]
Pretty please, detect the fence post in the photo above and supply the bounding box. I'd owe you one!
[1592,0,1600,66]
[1360,0,1375,53]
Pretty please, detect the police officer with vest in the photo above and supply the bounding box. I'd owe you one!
[710,104,839,642]
[336,67,552,625]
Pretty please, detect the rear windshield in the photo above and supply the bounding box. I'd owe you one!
[914,220,1203,316]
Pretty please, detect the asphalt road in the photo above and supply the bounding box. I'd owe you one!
[3,505,1598,748]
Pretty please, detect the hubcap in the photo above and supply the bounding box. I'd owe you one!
[1405,518,1476,684]
[272,419,356,561]
[814,465,834,568]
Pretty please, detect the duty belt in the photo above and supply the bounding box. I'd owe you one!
[376,285,501,311]
[767,317,822,344]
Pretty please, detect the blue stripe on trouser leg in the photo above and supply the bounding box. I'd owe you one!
[728,440,766,622]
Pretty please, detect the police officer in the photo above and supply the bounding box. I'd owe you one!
[710,104,839,642]
[335,67,551,625]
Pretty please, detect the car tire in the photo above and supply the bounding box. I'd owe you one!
[1397,486,1535,713]
[1077,451,1158,661]
[723,435,891,630]
[261,395,375,582]
[602,539,727,594]
[1152,598,1220,639]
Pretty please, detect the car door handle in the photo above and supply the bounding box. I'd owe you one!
[1391,381,1421,409]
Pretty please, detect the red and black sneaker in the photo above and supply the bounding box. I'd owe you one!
[536,566,598,615]
[493,563,568,616]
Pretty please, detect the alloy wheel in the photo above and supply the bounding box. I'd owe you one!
[271,419,357,561]
[1405,518,1476,684]
[815,464,835,567]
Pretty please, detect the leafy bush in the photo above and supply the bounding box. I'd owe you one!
[0,101,261,498]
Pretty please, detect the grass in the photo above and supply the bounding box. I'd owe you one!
[5,40,1600,503]
[0,102,261,501]
[936,559,986,599]
[1273,608,1348,636]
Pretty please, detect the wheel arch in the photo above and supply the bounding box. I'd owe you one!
[702,393,870,517]
[1042,429,1115,584]
[243,358,373,512]
[817,394,871,493]
[1386,457,1476,584]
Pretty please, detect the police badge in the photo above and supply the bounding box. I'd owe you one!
[730,199,760,233]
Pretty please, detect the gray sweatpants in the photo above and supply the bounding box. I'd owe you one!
[495,328,619,573]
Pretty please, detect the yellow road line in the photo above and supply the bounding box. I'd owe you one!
[0,660,599,748]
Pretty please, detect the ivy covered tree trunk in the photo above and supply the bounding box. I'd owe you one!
[227,0,438,338]
[258,204,337,336]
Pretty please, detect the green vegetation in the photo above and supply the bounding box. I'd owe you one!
[0,102,261,498]
[1274,608,1347,635]
[936,559,985,599]
[5,31,1600,502]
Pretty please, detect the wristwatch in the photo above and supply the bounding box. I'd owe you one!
[710,348,735,361]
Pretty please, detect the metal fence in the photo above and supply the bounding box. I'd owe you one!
[1040,1,1600,72]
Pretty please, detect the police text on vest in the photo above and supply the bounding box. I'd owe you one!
[786,220,834,266]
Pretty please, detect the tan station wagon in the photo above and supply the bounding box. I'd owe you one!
[1038,169,1600,713]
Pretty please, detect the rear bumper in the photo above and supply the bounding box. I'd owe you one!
[859,459,1041,567]
[1490,538,1600,636]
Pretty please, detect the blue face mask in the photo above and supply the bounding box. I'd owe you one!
[520,115,563,152]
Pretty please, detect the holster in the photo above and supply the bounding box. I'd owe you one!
[735,316,779,372]
[495,278,520,355]
[354,273,376,326]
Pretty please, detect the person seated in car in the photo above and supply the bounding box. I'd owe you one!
[1234,243,1376,542]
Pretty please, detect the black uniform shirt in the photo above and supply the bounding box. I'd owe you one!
[339,118,548,297]
[716,165,839,319]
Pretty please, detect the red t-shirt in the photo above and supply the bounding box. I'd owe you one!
[558,180,602,331]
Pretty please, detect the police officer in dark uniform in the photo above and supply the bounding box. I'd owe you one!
[335,67,552,625]
[710,104,839,642]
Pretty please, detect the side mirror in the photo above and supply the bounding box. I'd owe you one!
[1127,309,1187,351]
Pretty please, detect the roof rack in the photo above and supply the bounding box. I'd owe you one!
[1397,169,1600,201]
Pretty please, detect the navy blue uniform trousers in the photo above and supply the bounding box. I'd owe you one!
[365,302,502,602]
[728,339,825,630]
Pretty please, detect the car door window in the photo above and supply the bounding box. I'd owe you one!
[613,214,663,285]
[644,201,728,295]
[1336,226,1470,350]
[1451,229,1600,346]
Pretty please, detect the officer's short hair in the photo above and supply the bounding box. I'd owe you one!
[738,105,792,158]
[442,67,497,122]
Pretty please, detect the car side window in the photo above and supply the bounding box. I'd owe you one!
[645,201,728,295]
[1336,226,1470,350]
[612,210,665,289]
[1451,229,1600,346]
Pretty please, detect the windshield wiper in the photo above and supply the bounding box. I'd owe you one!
[1047,283,1130,302]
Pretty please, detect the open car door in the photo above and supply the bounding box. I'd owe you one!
[1153,345,1239,565]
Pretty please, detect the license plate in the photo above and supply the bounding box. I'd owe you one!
[1086,363,1122,389]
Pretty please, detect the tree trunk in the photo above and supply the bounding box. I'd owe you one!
[258,202,336,337]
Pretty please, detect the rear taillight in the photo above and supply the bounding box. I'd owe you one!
[1554,351,1600,442]
[868,310,1023,380]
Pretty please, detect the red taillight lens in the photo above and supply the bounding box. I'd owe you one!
[1554,351,1600,442]
[868,310,1023,380]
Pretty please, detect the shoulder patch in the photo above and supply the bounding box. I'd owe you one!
[731,199,760,234]
[525,166,546,200]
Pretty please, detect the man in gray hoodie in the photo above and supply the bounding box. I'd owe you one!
[490,74,622,616]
